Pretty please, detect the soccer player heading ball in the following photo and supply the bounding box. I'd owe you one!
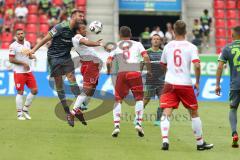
[159,20,213,151]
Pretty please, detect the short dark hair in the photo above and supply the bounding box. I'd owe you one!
[151,34,161,39]
[119,26,132,38]
[204,9,208,14]
[174,20,187,36]
[15,29,24,34]
[71,9,84,17]
[232,26,240,36]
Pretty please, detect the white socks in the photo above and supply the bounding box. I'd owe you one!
[160,115,170,143]
[135,100,144,125]
[73,93,88,110]
[23,92,35,112]
[192,117,204,145]
[113,102,121,127]
[16,94,23,117]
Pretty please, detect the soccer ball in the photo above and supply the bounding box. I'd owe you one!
[89,21,103,34]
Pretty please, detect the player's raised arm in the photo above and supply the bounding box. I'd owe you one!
[31,33,52,53]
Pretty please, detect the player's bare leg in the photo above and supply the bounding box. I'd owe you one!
[54,76,74,127]
[189,109,214,150]
[22,88,38,120]
[160,108,173,150]
[112,100,122,137]
[16,90,25,120]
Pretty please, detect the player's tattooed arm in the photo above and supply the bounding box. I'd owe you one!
[27,34,52,56]
[215,61,225,96]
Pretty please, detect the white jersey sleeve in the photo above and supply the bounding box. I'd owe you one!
[191,45,200,63]
[160,47,167,65]
[9,43,16,56]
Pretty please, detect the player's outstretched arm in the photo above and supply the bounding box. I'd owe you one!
[26,34,52,56]
[193,62,201,95]
[215,61,224,96]
[80,38,102,47]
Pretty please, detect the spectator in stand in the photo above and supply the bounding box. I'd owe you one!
[15,1,28,23]
[38,0,51,14]
[0,0,4,7]
[3,14,14,32]
[5,7,14,18]
[27,0,38,5]
[150,26,164,38]
[140,27,151,48]
[49,3,61,20]
[0,14,3,33]
[200,9,212,48]
[64,1,75,20]
[63,0,74,8]
[165,22,174,43]
[192,19,203,53]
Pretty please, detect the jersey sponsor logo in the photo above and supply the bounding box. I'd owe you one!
[16,83,21,89]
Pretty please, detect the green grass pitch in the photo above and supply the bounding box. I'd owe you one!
[0,96,239,160]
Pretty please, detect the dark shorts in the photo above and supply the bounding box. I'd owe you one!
[48,57,75,77]
[229,90,240,108]
[144,84,164,98]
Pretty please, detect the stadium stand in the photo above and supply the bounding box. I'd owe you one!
[0,0,87,48]
[214,0,239,54]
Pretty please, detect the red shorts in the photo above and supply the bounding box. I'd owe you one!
[160,84,198,110]
[115,71,143,101]
[14,72,37,91]
[80,61,100,87]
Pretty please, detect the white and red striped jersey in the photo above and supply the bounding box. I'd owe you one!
[9,40,32,73]
[161,40,200,86]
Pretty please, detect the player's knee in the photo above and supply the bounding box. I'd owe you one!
[17,90,24,95]
[31,89,38,95]
[189,109,199,118]
[230,105,238,110]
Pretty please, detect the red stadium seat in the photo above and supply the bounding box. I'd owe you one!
[227,19,238,28]
[227,29,233,38]
[215,19,225,28]
[226,0,236,9]
[76,0,86,6]
[6,0,15,6]
[214,9,225,18]
[216,47,222,54]
[2,32,13,42]
[228,38,233,43]
[14,23,25,30]
[28,4,38,14]
[39,24,49,34]
[1,42,11,49]
[214,0,225,9]
[226,10,238,19]
[39,14,48,24]
[26,33,37,45]
[216,28,227,37]
[26,24,37,33]
[52,0,63,6]
[216,38,227,47]
[27,14,38,23]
